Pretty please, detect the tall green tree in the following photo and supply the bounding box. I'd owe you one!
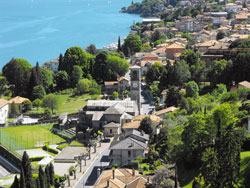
[49,163,55,186]
[146,62,163,85]
[139,117,155,136]
[122,35,142,56]
[21,151,33,188]
[185,81,199,99]
[93,51,109,82]
[2,58,32,96]
[118,36,121,52]
[38,166,48,188]
[55,71,69,90]
[165,86,183,107]
[106,55,129,80]
[85,44,98,55]
[71,65,83,88]
[20,167,26,188]
[28,62,43,97]
[40,68,54,93]
[0,76,8,96]
[42,94,59,113]
[11,175,19,188]
[31,85,46,100]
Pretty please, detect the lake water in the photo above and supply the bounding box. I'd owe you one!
[0,0,141,70]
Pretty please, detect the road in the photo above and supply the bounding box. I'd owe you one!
[73,147,110,188]
[141,89,155,115]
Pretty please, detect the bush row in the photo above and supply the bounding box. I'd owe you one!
[43,143,59,154]
[29,156,44,162]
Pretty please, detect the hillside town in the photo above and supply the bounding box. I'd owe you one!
[0,0,250,187]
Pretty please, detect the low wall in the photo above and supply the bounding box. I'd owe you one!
[0,145,21,172]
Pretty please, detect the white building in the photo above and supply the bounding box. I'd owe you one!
[0,99,9,124]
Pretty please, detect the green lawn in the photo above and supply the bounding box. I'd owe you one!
[1,125,65,149]
[28,93,100,115]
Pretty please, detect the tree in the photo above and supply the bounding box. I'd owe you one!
[185,81,199,99]
[141,43,152,52]
[20,167,26,188]
[28,62,43,96]
[165,86,183,107]
[60,46,93,76]
[58,53,64,71]
[139,117,154,136]
[31,85,46,100]
[55,71,69,90]
[151,167,179,188]
[21,151,33,188]
[93,51,109,82]
[122,35,142,56]
[113,91,119,99]
[216,31,226,41]
[45,165,50,187]
[49,163,55,186]
[32,98,42,110]
[232,52,250,83]
[40,68,54,93]
[152,30,161,42]
[0,76,8,96]
[71,65,83,88]
[44,108,52,119]
[168,60,191,87]
[11,175,19,188]
[106,55,129,80]
[22,100,32,112]
[2,58,32,96]
[181,32,192,41]
[85,44,98,55]
[42,94,59,113]
[118,36,121,52]
[39,166,48,188]
[76,79,92,94]
[10,102,19,117]
[208,59,228,87]
[146,62,163,85]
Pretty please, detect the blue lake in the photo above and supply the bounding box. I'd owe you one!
[0,0,141,70]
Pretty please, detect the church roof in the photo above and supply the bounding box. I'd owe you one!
[103,122,120,128]
[104,103,125,115]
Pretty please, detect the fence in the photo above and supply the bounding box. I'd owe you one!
[0,129,24,158]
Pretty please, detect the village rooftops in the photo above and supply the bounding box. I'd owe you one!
[155,106,177,116]
[238,81,250,89]
[0,99,8,108]
[135,52,158,59]
[166,42,185,49]
[8,96,28,104]
[103,122,120,128]
[104,103,125,115]
[104,81,118,86]
[109,137,147,150]
[132,114,163,125]
[122,121,141,129]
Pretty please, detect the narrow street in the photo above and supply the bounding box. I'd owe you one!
[73,144,110,188]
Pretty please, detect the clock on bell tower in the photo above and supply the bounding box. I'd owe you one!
[130,65,141,114]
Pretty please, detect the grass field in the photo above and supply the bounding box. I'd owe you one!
[1,125,65,149]
[28,93,100,115]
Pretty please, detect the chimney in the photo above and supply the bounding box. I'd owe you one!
[107,179,109,187]
[132,168,135,176]
[112,169,115,179]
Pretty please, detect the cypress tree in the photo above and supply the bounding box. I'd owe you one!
[20,167,26,188]
[36,178,40,188]
[49,163,55,186]
[39,166,45,188]
[21,151,33,188]
[35,62,43,86]
[11,175,19,188]
[58,53,64,71]
[118,36,121,52]
[45,165,50,186]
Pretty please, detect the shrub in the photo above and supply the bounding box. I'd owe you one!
[43,142,59,154]
[29,156,44,162]
[57,143,68,151]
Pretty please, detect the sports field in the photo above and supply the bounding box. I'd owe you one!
[0,125,65,150]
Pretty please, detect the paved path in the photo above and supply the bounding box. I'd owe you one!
[141,89,155,115]
[62,140,111,188]
[0,165,10,178]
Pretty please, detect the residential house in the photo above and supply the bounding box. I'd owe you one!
[195,40,218,53]
[155,106,177,119]
[135,52,158,61]
[8,96,29,114]
[230,81,250,92]
[103,122,121,137]
[94,168,149,188]
[175,17,205,32]
[224,3,242,13]
[58,112,68,130]
[42,58,59,72]
[0,99,9,125]
[109,129,149,166]
[152,47,167,57]
[165,43,185,60]
[233,13,249,24]
[103,77,129,94]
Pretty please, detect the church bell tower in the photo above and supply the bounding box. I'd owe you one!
[130,65,141,114]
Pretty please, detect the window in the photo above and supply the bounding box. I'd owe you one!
[133,150,136,158]
[110,129,112,133]
[128,150,131,158]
